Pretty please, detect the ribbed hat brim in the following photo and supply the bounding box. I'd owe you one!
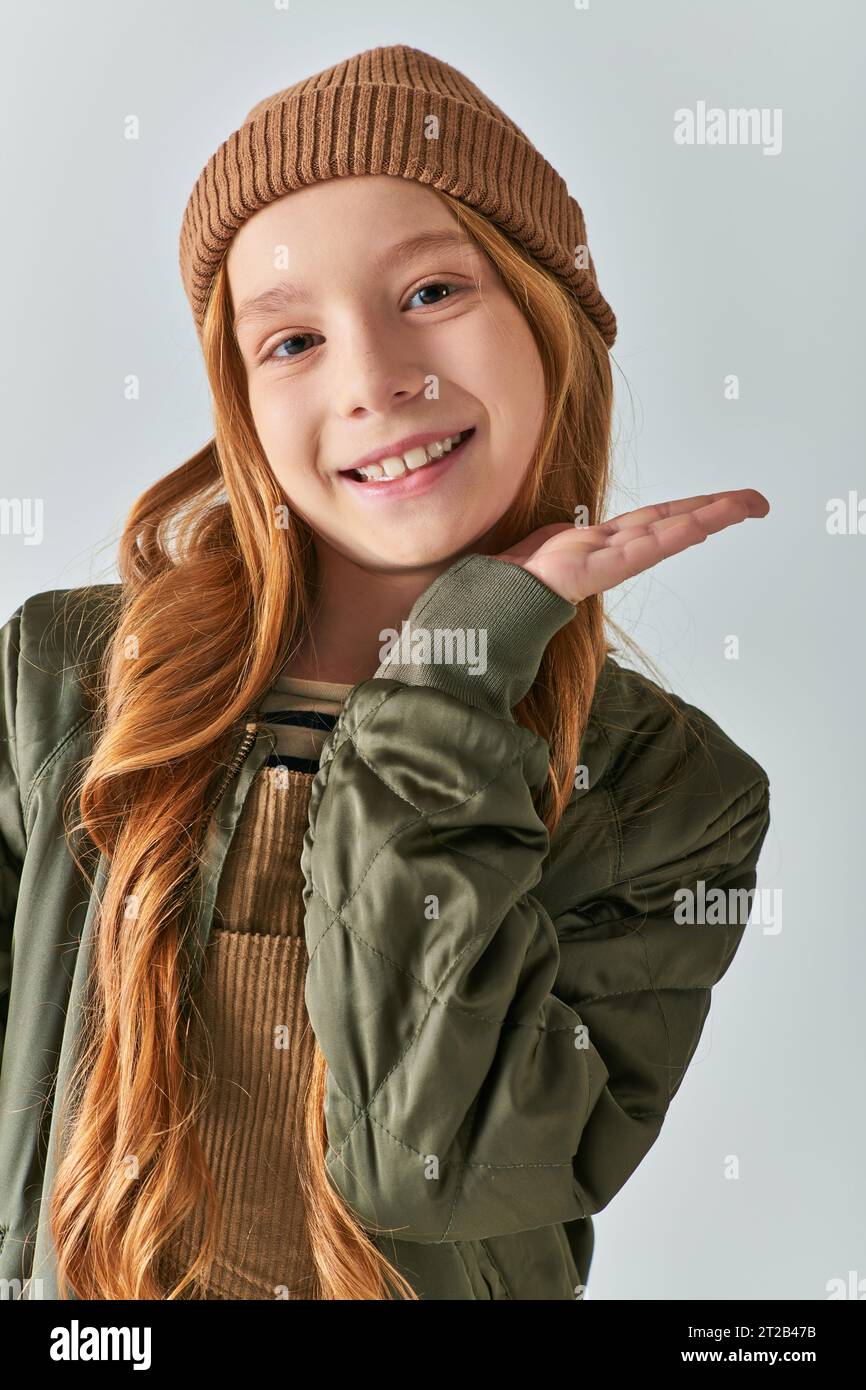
[179,44,617,348]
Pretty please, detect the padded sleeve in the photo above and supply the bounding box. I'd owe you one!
[0,606,27,1070]
[300,554,771,1242]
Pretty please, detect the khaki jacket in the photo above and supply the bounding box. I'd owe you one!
[0,553,771,1299]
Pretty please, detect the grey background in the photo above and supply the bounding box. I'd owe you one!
[1,0,862,1300]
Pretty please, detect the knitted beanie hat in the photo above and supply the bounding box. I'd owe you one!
[179,43,617,348]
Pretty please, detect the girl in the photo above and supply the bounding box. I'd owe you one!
[0,43,771,1301]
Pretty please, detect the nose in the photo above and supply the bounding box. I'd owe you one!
[330,312,431,419]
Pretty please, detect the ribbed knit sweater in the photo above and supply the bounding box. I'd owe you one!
[161,672,354,1299]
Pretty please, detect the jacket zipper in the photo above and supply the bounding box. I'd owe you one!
[200,720,259,825]
[175,719,260,1002]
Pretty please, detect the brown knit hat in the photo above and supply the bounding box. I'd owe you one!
[179,43,617,348]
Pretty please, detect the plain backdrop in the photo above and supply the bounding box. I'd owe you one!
[1,0,862,1300]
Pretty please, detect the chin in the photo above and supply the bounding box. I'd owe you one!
[319,506,498,572]
[390,532,484,567]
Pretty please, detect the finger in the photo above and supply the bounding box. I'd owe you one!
[603,489,768,533]
[607,492,755,547]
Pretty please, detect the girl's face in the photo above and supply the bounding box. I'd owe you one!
[226,174,546,572]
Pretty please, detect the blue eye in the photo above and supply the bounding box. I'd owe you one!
[406,280,459,309]
[270,333,319,360]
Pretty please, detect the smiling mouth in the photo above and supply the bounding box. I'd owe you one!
[344,429,475,484]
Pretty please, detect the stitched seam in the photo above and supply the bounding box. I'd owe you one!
[323,676,532,770]
[307,825,534,978]
[316,684,403,769]
[338,719,525,818]
[420,810,536,901]
[317,786,534,961]
[316,883,577,1175]
[441,1094,482,1240]
[312,890,577,1031]
[21,711,92,822]
[701,776,767,831]
[578,984,709,1005]
[306,817,422,966]
[562,903,748,931]
[337,684,399,737]
[700,776,768,867]
[307,737,534,969]
[308,887,500,1022]
[325,1072,575,1171]
[453,1240,480,1293]
[478,1239,514,1300]
[325,950,480,1165]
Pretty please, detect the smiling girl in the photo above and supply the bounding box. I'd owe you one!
[0,44,771,1301]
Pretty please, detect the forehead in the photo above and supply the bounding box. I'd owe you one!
[226,175,481,317]
[229,175,469,262]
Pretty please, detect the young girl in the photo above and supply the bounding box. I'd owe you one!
[0,43,771,1301]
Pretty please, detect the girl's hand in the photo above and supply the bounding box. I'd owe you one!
[495,490,770,606]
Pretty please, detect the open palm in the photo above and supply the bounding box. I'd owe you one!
[496,490,770,606]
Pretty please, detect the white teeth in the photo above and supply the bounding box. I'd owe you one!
[352,431,468,483]
[403,446,430,471]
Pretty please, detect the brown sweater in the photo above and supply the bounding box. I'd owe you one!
[161,674,354,1299]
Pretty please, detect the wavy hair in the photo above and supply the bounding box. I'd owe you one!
[47,188,696,1299]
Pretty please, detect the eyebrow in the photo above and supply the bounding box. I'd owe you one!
[232,229,477,334]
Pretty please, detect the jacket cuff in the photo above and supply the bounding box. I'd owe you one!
[372,551,577,719]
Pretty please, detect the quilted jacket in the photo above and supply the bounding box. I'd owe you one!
[0,551,771,1300]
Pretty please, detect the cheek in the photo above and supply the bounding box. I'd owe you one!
[247,384,317,485]
[503,322,544,406]
[474,307,544,423]
[248,381,288,443]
